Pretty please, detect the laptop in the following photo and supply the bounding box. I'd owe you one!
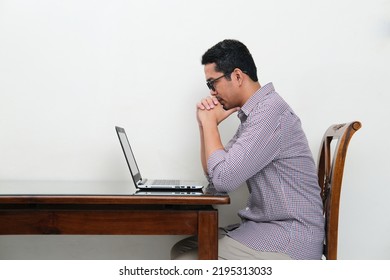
[115,126,204,191]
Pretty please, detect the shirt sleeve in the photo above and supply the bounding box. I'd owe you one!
[207,102,284,192]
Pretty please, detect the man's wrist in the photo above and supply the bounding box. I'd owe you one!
[201,120,219,132]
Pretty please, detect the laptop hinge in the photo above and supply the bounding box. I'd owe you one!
[138,178,147,185]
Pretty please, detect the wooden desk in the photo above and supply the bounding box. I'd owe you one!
[0,181,230,260]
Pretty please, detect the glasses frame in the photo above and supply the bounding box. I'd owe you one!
[206,72,231,91]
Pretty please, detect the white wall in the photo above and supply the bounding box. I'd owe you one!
[0,0,389,259]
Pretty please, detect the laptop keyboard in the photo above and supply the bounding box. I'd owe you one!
[152,179,181,185]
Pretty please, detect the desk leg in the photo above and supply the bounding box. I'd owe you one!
[197,210,218,260]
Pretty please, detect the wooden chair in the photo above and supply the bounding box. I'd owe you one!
[317,121,362,260]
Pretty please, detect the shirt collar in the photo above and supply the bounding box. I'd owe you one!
[238,82,275,123]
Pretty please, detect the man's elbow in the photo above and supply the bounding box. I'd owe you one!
[210,171,242,192]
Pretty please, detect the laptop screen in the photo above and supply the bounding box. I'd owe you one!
[116,126,142,184]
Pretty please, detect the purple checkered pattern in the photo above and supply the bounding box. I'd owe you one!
[207,83,325,259]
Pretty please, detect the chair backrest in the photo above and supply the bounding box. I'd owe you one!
[317,121,361,260]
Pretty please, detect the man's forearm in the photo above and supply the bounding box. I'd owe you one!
[201,121,224,165]
[199,125,207,174]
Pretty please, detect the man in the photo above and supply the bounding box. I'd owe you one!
[171,39,324,260]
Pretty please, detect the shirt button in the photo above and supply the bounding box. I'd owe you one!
[245,207,249,211]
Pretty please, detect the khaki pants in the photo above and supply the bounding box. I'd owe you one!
[171,228,292,260]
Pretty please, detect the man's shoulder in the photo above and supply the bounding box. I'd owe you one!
[250,91,290,117]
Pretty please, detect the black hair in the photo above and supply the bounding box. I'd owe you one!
[201,39,258,82]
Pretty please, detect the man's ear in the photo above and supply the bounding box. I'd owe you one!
[233,68,244,86]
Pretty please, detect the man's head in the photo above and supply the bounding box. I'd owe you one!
[201,39,258,82]
[201,39,259,109]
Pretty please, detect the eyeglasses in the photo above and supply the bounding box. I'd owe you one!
[206,72,231,91]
